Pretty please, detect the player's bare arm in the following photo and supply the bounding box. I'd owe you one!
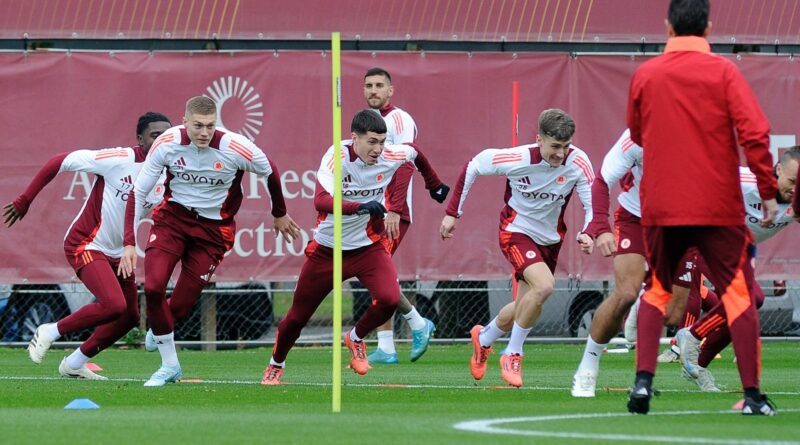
[274,214,301,242]
[577,232,594,255]
[760,198,778,227]
[595,232,617,257]
[385,211,401,240]
[440,215,457,240]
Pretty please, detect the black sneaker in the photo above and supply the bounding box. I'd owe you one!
[627,380,653,414]
[742,394,777,416]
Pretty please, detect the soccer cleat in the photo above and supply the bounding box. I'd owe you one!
[143,364,182,387]
[742,394,777,416]
[676,328,702,378]
[681,367,720,392]
[469,325,492,380]
[144,328,157,352]
[623,296,640,343]
[657,340,680,363]
[368,348,399,365]
[343,331,369,375]
[500,353,523,388]
[409,318,436,362]
[27,323,57,364]
[627,379,653,414]
[58,357,108,381]
[261,365,284,385]
[571,370,598,398]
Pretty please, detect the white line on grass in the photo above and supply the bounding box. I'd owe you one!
[453,409,800,444]
[1,376,799,396]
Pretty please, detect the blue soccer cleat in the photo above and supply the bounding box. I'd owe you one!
[143,364,182,387]
[368,348,399,365]
[410,318,435,362]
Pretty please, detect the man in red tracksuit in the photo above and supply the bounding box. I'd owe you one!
[626,0,778,415]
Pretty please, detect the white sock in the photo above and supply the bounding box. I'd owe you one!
[577,335,606,374]
[349,328,362,342]
[376,330,396,353]
[45,323,61,341]
[402,307,426,331]
[65,348,90,370]
[505,322,532,355]
[478,318,506,348]
[153,332,179,367]
[269,357,285,368]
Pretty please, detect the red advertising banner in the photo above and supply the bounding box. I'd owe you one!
[0,51,797,283]
[2,0,799,44]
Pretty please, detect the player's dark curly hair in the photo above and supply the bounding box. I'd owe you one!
[136,112,171,136]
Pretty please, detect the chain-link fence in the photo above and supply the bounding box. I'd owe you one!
[1,279,798,347]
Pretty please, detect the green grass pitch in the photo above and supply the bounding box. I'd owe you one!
[0,342,797,444]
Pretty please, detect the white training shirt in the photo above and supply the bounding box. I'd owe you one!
[62,147,163,258]
[599,129,643,217]
[451,144,594,246]
[314,141,421,250]
[132,125,272,228]
[740,166,794,243]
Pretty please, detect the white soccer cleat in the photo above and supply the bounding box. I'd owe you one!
[657,343,680,363]
[27,323,57,364]
[144,328,157,352]
[143,364,182,387]
[624,295,641,343]
[59,357,108,381]
[681,367,720,392]
[676,328,702,378]
[571,370,597,398]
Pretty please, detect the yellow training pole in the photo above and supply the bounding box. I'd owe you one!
[330,31,343,413]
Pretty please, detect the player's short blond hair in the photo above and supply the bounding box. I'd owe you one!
[185,96,217,117]
[538,109,575,141]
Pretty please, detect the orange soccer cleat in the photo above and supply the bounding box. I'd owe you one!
[500,353,523,388]
[261,364,284,385]
[469,325,492,380]
[344,330,370,375]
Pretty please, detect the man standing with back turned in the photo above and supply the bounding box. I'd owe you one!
[626,0,778,415]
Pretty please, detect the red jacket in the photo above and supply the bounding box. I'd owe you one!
[627,36,777,226]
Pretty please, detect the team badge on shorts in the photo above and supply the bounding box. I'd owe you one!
[556,175,566,185]
[525,250,536,259]
[149,234,157,243]
[376,174,384,182]
[154,186,163,194]
[620,238,631,249]
[213,161,224,171]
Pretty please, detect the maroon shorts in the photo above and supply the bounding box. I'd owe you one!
[613,206,645,256]
[499,231,561,281]
[64,248,119,275]
[146,202,235,279]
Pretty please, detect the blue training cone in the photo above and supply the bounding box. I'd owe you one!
[64,398,100,410]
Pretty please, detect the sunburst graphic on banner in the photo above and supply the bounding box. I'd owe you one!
[205,76,264,141]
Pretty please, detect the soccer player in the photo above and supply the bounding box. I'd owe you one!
[120,96,301,387]
[570,129,697,397]
[361,67,438,365]
[260,110,449,385]
[675,146,799,391]
[626,0,778,415]
[440,109,594,388]
[5,112,171,379]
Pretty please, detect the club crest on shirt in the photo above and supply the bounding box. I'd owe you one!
[556,175,566,185]
[213,161,224,171]
[376,174,385,182]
